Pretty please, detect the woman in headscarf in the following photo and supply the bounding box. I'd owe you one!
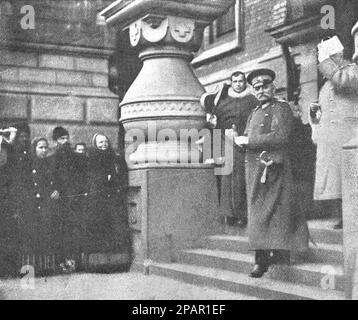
[86,133,130,272]
[19,137,60,276]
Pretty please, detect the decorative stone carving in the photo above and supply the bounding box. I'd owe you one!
[100,0,236,163]
[169,17,195,43]
[142,14,169,43]
[120,101,204,120]
[129,15,197,47]
[129,20,141,46]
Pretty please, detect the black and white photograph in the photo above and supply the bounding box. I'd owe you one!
[0,0,358,303]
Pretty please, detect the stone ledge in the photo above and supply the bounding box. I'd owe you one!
[0,40,115,59]
[129,163,216,170]
[0,81,118,99]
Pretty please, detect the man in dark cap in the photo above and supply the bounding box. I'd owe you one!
[51,127,79,268]
[233,69,309,278]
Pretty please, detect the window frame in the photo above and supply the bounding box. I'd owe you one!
[192,0,244,67]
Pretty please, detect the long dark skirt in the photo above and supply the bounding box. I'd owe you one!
[86,192,129,253]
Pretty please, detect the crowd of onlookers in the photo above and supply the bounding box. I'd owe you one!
[0,124,130,277]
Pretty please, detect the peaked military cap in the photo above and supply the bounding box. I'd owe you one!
[247,68,276,86]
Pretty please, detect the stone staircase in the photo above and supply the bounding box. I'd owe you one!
[149,219,346,300]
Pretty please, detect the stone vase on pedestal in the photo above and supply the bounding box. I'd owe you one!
[99,0,235,271]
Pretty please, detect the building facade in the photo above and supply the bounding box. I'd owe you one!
[193,0,358,124]
[0,0,120,153]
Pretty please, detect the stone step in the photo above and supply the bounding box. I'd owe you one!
[222,219,343,245]
[308,219,343,245]
[202,235,343,265]
[149,262,345,300]
[178,249,345,292]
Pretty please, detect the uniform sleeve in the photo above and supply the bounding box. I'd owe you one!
[248,104,294,149]
[243,111,253,137]
[319,56,358,92]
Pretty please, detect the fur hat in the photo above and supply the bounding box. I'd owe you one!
[52,126,69,141]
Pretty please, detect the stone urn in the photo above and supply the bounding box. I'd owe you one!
[99,0,236,165]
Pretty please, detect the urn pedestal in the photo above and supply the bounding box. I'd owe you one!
[99,0,235,270]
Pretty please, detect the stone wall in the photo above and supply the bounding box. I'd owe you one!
[0,48,118,148]
[0,0,119,149]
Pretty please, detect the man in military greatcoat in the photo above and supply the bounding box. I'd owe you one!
[232,69,309,278]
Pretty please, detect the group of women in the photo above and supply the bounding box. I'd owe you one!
[0,123,130,277]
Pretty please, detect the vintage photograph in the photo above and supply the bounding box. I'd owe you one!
[0,0,358,302]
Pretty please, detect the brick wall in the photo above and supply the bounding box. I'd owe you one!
[194,0,321,124]
[195,0,281,82]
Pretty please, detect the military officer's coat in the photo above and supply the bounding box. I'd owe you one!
[311,56,358,200]
[245,99,309,251]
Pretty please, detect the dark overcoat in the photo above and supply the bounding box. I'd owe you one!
[214,89,257,219]
[52,146,77,257]
[0,143,32,273]
[86,148,130,254]
[71,153,89,253]
[25,157,60,257]
[245,99,309,251]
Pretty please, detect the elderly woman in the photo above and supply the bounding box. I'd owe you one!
[19,138,60,276]
[86,133,130,272]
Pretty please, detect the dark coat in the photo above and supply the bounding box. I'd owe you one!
[70,153,90,252]
[52,145,78,256]
[288,119,316,219]
[86,148,129,254]
[0,142,32,273]
[214,89,257,219]
[22,157,60,256]
[244,99,309,251]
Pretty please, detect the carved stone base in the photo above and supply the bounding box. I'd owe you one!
[128,141,202,165]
